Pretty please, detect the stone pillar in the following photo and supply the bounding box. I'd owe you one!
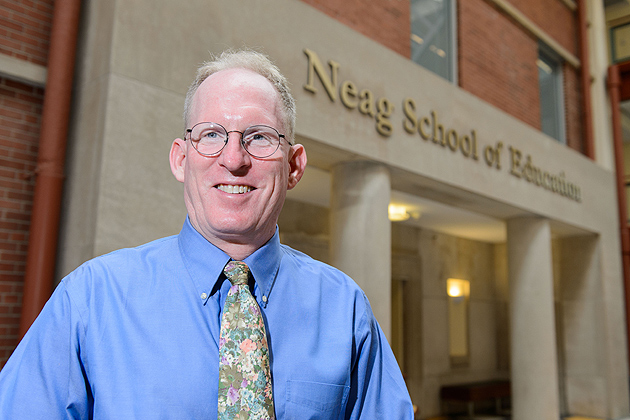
[507,217,560,420]
[330,161,392,339]
[558,235,607,416]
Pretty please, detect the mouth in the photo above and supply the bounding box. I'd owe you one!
[216,184,254,194]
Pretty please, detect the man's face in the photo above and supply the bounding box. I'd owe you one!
[170,68,306,257]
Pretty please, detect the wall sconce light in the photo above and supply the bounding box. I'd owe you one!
[388,204,410,221]
[388,204,421,222]
[447,278,470,302]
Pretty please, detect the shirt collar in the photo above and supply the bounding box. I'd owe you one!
[177,217,282,305]
[243,226,282,305]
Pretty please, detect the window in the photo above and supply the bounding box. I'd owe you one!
[410,0,457,83]
[537,47,566,143]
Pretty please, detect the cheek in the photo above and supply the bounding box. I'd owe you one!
[270,168,290,195]
[183,166,211,206]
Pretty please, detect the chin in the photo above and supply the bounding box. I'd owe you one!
[211,218,257,237]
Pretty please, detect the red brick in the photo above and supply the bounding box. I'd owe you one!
[8,148,37,162]
[4,210,30,222]
[300,0,410,58]
[0,199,20,210]
[0,315,20,325]
[4,78,38,93]
[459,0,542,130]
[9,233,27,242]
[1,294,20,304]
[0,157,28,171]
[8,31,39,48]
[2,97,38,113]
[0,0,53,65]
[0,338,18,347]
[0,16,22,33]
[0,36,22,52]
[5,190,32,202]
[564,64,583,152]
[507,0,577,55]
[0,1,28,14]
[0,241,21,251]
[0,264,18,273]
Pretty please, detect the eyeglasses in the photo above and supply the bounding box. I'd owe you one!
[185,122,292,158]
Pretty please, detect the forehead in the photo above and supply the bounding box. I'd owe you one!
[190,68,282,125]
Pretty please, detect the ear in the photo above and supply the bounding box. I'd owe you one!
[169,138,187,183]
[287,144,307,190]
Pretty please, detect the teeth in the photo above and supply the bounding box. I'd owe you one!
[217,184,252,194]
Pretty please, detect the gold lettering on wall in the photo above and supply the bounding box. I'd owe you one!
[403,105,479,162]
[509,146,581,202]
[376,98,394,136]
[340,80,359,109]
[303,48,393,137]
[484,142,503,170]
[303,47,582,203]
[303,48,339,101]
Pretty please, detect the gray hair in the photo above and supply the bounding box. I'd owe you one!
[183,49,296,142]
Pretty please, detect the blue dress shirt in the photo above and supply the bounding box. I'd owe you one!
[0,219,414,419]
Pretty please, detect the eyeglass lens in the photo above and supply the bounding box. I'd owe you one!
[189,122,282,158]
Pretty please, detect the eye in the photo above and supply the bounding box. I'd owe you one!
[244,128,275,145]
[250,133,269,143]
[196,126,225,142]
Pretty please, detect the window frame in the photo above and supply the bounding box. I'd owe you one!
[537,44,567,144]
[410,0,458,84]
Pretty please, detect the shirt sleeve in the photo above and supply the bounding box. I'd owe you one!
[0,277,92,419]
[345,293,415,420]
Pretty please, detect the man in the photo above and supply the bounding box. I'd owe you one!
[0,49,414,419]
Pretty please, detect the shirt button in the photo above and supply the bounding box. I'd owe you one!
[262,295,267,303]
[200,292,208,300]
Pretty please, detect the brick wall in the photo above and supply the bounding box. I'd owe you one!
[458,0,541,129]
[458,0,583,152]
[300,0,411,58]
[0,0,52,369]
[507,0,578,56]
[0,0,53,66]
[303,0,585,155]
[564,64,584,153]
[0,77,43,368]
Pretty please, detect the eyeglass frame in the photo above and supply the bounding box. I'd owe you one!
[184,122,293,159]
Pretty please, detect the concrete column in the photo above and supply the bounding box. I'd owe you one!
[330,161,392,339]
[507,217,560,420]
[558,235,607,416]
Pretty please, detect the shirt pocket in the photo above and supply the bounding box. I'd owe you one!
[284,380,350,420]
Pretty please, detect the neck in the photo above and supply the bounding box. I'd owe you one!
[219,242,259,261]
[190,220,275,261]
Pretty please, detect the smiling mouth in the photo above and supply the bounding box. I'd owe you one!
[216,184,253,194]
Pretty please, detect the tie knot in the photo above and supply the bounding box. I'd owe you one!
[223,261,249,286]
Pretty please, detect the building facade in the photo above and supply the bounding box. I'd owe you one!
[0,0,50,371]
[1,0,630,419]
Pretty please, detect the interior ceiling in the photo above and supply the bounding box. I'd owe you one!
[287,165,507,243]
[288,134,590,243]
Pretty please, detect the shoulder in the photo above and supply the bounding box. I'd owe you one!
[68,235,178,276]
[61,235,180,301]
[276,244,382,349]
[279,244,355,283]
[278,243,371,309]
[96,235,178,265]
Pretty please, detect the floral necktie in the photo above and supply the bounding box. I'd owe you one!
[218,261,275,420]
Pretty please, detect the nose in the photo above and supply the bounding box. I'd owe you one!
[217,131,251,172]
